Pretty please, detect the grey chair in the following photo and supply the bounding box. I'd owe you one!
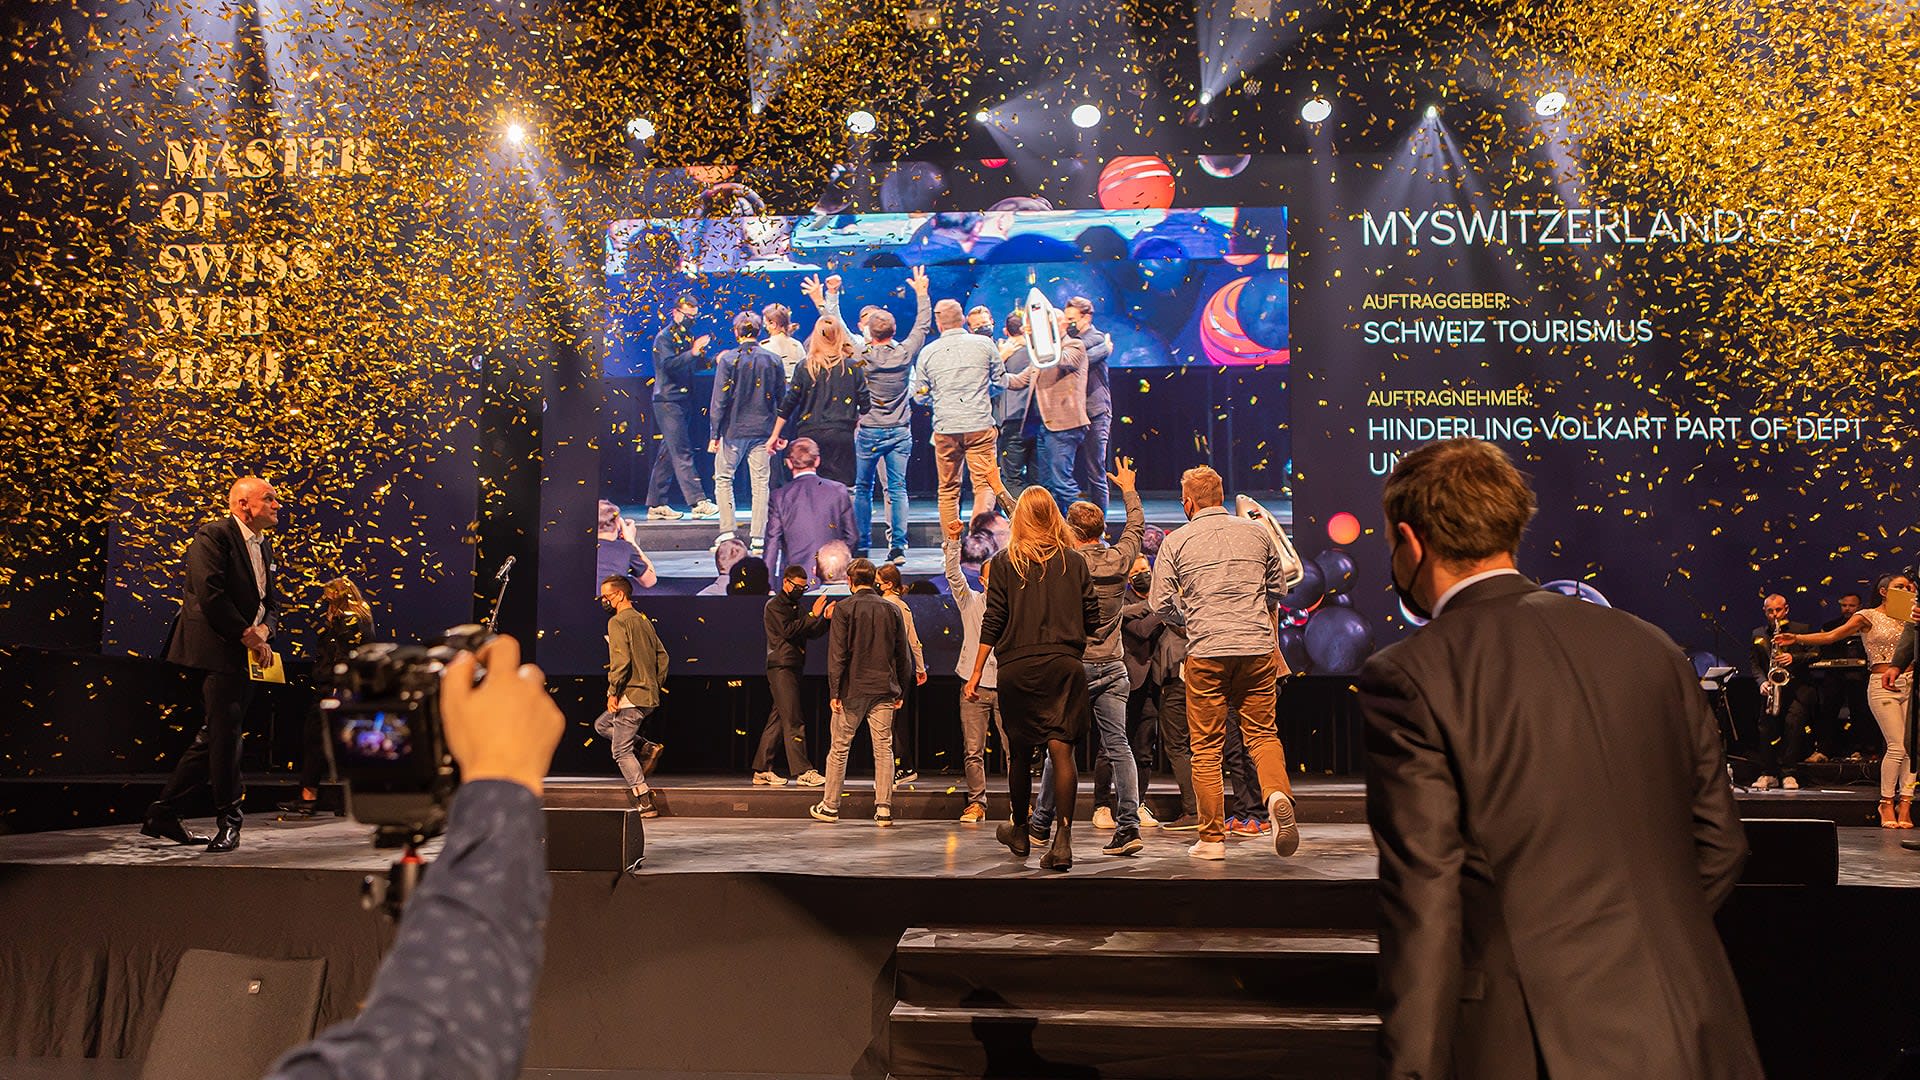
[139,950,327,1080]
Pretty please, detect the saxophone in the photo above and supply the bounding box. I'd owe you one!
[1764,616,1790,716]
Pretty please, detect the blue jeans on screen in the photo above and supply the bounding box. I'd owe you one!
[1037,425,1087,516]
[854,424,912,551]
[1031,660,1139,834]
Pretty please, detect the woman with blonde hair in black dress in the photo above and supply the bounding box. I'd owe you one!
[966,486,1099,869]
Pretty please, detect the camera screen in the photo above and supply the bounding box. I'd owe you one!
[334,709,414,765]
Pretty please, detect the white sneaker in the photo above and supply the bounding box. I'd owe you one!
[1188,839,1227,861]
[646,505,685,520]
[795,770,826,787]
[1092,806,1117,830]
[1268,790,1300,857]
[1782,776,1801,790]
[1752,774,1780,791]
[752,771,787,786]
[690,500,721,519]
[711,531,739,552]
[1137,803,1160,828]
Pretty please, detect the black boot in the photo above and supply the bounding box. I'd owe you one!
[638,741,665,776]
[141,805,211,846]
[205,812,242,854]
[1041,820,1073,871]
[996,819,1031,858]
[634,789,659,819]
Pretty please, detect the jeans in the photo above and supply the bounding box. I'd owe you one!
[1186,652,1293,844]
[1033,659,1139,832]
[756,666,815,775]
[593,706,657,792]
[998,416,1034,493]
[960,685,1010,805]
[1075,411,1112,511]
[1037,425,1087,515]
[154,670,255,820]
[822,701,895,813]
[932,428,998,530]
[646,396,706,509]
[714,437,772,542]
[1868,670,1915,799]
[854,425,912,551]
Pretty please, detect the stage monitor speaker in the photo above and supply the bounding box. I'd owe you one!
[1739,818,1839,886]
[140,949,326,1080]
[545,806,645,872]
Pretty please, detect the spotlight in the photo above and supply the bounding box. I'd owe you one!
[974,109,990,123]
[846,110,877,134]
[1300,96,1331,123]
[1534,91,1567,117]
[625,117,655,141]
[505,123,526,144]
[1424,104,1438,119]
[751,101,765,116]
[1070,103,1102,129]
[1199,91,1214,106]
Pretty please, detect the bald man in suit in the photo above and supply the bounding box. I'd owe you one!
[146,476,285,854]
[1357,440,1759,1080]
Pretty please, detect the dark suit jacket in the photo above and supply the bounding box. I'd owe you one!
[764,473,856,580]
[164,516,281,675]
[1357,574,1760,1080]
[1749,619,1815,680]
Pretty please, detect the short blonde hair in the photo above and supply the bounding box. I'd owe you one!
[1180,466,1224,509]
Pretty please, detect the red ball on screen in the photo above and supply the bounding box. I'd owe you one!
[980,158,1009,169]
[1327,512,1362,545]
[1097,155,1176,210]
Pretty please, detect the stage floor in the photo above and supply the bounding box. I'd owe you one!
[4,806,1916,886]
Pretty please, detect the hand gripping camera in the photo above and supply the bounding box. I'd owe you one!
[319,624,493,847]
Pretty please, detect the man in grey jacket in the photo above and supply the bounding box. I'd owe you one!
[912,298,1008,532]
[1027,457,1148,857]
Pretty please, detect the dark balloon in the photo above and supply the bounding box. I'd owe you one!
[1235,270,1290,350]
[1276,626,1310,674]
[879,161,946,212]
[1281,559,1325,611]
[1304,606,1375,674]
[1314,548,1356,594]
[1328,592,1352,606]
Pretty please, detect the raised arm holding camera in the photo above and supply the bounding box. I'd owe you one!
[267,634,564,1080]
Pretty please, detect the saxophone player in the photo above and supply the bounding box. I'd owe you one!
[1749,594,1819,789]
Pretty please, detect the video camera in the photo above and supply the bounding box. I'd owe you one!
[320,624,493,847]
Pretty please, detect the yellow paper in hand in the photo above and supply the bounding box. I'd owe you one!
[248,649,287,684]
[1887,586,1917,624]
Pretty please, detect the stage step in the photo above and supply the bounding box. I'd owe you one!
[888,926,1379,1079]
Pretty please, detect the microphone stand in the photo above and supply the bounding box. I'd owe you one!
[485,559,514,634]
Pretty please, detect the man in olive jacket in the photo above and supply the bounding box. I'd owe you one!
[596,575,670,816]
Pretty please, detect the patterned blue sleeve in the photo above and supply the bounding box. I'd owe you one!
[265,780,550,1080]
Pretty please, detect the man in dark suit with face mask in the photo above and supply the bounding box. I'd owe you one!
[146,475,285,854]
[1357,439,1759,1080]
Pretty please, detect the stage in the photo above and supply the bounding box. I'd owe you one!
[4,776,1920,1079]
[612,494,1258,585]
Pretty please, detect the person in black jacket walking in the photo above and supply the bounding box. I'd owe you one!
[647,295,719,521]
[967,486,1100,870]
[147,476,285,854]
[756,566,830,787]
[767,314,865,486]
[810,560,915,826]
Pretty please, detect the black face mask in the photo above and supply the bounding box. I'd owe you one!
[599,598,617,614]
[1390,536,1433,625]
[1129,571,1153,597]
